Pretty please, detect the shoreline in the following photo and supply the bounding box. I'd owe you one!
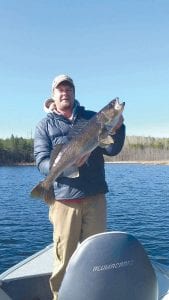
[0,162,35,166]
[1,161,169,166]
[106,160,169,165]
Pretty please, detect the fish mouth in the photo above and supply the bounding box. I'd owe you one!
[109,98,125,110]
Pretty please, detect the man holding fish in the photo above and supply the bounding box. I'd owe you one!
[32,74,125,300]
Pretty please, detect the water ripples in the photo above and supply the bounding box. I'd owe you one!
[0,164,169,273]
[106,163,169,265]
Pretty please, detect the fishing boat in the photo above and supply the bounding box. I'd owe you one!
[0,232,169,300]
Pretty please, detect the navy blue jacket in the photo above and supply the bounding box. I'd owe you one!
[34,105,125,200]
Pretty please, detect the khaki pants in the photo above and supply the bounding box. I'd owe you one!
[49,194,106,300]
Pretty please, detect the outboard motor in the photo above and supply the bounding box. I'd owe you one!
[59,231,158,300]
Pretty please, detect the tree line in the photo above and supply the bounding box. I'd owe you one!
[0,135,169,165]
[0,135,34,165]
[105,136,169,162]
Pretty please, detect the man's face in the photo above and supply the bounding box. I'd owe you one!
[53,82,75,112]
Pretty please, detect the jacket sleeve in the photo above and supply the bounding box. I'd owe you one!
[34,119,52,176]
[102,124,126,156]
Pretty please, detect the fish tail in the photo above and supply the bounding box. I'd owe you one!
[30,181,46,199]
[30,181,55,205]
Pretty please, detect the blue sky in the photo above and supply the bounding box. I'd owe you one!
[0,0,169,139]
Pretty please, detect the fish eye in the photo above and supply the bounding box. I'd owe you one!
[108,102,113,109]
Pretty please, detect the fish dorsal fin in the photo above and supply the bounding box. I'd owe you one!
[50,144,64,169]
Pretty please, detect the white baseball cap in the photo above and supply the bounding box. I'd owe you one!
[52,74,75,91]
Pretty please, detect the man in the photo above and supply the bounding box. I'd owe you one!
[34,74,125,299]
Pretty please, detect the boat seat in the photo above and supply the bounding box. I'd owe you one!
[58,231,158,300]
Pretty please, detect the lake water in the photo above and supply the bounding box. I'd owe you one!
[0,164,169,274]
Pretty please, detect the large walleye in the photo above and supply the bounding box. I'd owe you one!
[31,98,125,202]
